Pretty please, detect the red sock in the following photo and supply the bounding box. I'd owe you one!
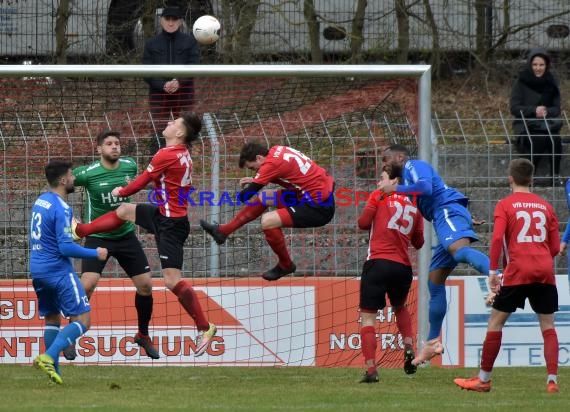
[76,211,124,237]
[360,325,376,372]
[172,281,209,331]
[480,331,502,372]
[219,202,267,235]
[394,306,413,344]
[263,228,292,269]
[542,328,559,376]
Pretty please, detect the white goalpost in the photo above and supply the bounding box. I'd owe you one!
[0,64,432,367]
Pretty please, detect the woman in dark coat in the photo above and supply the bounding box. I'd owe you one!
[510,47,563,183]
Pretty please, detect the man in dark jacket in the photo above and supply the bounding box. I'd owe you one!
[142,6,200,135]
[510,47,563,184]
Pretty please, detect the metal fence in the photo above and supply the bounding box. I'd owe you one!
[433,110,570,277]
[1,1,569,64]
[2,109,569,280]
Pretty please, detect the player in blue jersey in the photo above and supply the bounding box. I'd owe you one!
[559,178,570,293]
[378,144,490,365]
[29,160,108,384]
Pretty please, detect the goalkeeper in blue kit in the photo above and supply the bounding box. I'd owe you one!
[29,160,107,384]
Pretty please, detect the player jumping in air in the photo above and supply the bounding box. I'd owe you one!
[199,142,336,281]
[378,144,490,365]
[72,112,217,357]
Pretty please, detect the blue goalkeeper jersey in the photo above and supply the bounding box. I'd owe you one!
[29,191,97,277]
[395,159,468,221]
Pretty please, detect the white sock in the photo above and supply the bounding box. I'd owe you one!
[547,375,557,384]
[478,370,491,383]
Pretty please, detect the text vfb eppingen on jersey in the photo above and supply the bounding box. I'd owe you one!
[145,187,422,207]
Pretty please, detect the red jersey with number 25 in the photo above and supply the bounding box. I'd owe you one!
[358,191,424,266]
[252,146,334,200]
[490,191,559,286]
[119,144,192,218]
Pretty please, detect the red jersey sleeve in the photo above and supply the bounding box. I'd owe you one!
[251,156,286,187]
[547,204,560,257]
[146,149,176,179]
[358,190,382,230]
[119,171,152,197]
[489,201,507,271]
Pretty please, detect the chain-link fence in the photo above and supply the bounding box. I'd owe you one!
[1,1,569,67]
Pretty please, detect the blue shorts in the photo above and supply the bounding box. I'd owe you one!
[429,202,479,272]
[32,272,91,318]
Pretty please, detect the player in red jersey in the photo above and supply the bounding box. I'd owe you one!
[454,158,560,393]
[72,112,217,357]
[357,171,424,383]
[200,142,335,281]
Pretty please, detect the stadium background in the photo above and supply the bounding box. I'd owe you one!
[1,1,570,369]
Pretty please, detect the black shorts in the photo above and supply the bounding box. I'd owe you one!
[493,283,558,314]
[135,204,189,270]
[286,192,335,228]
[82,232,150,277]
[359,258,413,311]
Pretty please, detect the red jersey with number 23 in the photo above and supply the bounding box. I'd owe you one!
[252,146,334,200]
[490,191,559,286]
[119,144,192,218]
[358,191,424,266]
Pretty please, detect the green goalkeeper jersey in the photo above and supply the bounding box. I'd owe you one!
[73,157,138,239]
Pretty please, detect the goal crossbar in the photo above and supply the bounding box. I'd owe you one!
[0,63,433,363]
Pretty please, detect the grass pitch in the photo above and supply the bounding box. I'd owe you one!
[0,364,567,411]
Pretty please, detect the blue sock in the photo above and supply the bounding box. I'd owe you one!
[454,246,490,275]
[44,324,60,374]
[46,321,86,362]
[428,280,447,340]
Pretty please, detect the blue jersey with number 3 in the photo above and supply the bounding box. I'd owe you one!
[29,191,76,277]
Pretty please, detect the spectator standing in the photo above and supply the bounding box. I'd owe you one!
[143,5,200,136]
[510,47,563,185]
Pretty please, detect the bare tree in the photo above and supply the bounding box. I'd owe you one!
[422,0,441,76]
[474,0,492,63]
[55,0,71,64]
[140,0,162,40]
[220,0,261,63]
[491,2,570,53]
[304,0,322,63]
[349,0,367,63]
[395,0,410,64]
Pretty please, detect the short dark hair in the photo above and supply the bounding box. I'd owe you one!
[385,144,410,156]
[45,159,72,188]
[509,158,534,186]
[238,142,269,168]
[180,112,202,145]
[96,130,120,146]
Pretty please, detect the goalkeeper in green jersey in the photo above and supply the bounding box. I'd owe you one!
[64,130,159,360]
